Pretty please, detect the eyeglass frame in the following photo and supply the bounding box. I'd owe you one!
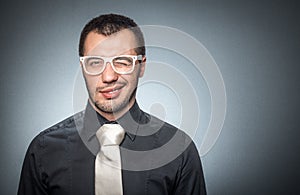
[79,54,143,75]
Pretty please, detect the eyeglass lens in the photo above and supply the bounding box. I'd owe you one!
[85,56,134,74]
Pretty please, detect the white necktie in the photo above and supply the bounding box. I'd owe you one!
[95,124,125,195]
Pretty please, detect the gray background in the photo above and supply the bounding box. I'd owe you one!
[1,0,299,194]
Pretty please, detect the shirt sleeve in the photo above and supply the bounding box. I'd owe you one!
[173,141,207,195]
[17,136,48,195]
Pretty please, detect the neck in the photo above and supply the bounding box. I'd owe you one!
[88,98,135,121]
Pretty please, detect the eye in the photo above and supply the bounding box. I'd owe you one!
[90,61,100,66]
[114,61,131,67]
[113,57,133,67]
[86,58,103,67]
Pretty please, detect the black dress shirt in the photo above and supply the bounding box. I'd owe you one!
[18,101,206,195]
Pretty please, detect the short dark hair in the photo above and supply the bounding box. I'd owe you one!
[79,13,145,56]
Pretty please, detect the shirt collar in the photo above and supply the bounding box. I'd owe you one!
[82,101,142,141]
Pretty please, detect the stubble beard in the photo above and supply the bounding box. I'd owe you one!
[93,88,137,115]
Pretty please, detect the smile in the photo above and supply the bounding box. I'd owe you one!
[100,86,124,99]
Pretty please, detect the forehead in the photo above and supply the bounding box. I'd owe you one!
[84,29,137,56]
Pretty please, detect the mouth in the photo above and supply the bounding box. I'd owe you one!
[99,85,124,99]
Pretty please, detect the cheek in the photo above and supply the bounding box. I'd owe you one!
[85,75,100,91]
[124,74,139,89]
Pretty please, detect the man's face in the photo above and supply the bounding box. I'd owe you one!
[82,29,146,117]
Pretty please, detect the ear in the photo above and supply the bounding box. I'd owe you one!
[139,56,146,78]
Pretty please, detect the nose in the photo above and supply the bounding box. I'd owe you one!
[101,62,118,83]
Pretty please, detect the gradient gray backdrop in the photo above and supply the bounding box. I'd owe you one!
[1,0,299,194]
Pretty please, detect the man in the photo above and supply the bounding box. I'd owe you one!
[18,13,206,195]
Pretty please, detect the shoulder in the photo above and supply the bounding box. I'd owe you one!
[28,111,84,151]
[144,111,191,139]
[138,111,201,171]
[146,114,203,171]
[21,111,86,181]
[142,111,195,152]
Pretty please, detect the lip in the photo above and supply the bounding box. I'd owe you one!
[99,85,124,99]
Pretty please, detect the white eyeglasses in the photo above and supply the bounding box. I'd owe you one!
[80,55,142,75]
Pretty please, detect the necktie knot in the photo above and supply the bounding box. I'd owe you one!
[96,124,125,146]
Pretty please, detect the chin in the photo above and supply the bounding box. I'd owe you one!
[92,91,136,114]
[94,100,123,113]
